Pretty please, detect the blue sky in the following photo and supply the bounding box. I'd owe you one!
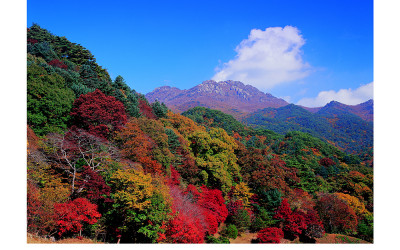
[27,0,373,107]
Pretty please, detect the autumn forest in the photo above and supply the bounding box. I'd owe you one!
[26,24,373,244]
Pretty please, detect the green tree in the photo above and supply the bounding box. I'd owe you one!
[27,63,75,135]
[111,76,141,118]
[223,224,238,239]
[231,208,251,232]
[165,128,181,154]
[151,100,168,118]
[27,41,59,62]
[112,75,130,92]
[27,23,53,43]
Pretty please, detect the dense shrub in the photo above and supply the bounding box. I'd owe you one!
[256,227,284,243]
[224,224,238,239]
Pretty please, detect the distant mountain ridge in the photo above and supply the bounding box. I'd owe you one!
[243,103,373,154]
[145,80,289,118]
[302,99,373,122]
[146,80,373,122]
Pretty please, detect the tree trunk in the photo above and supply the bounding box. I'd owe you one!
[71,166,76,194]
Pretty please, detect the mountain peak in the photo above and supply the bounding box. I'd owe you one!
[200,80,218,85]
[146,80,288,118]
[153,85,181,91]
[316,99,373,122]
[145,85,184,103]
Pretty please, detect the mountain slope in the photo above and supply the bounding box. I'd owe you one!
[146,80,288,118]
[26,24,373,244]
[302,100,373,122]
[181,106,283,144]
[243,103,373,154]
[317,100,373,122]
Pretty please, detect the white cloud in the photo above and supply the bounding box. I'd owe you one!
[296,82,374,107]
[212,26,311,91]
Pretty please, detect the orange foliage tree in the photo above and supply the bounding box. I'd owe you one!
[161,111,204,138]
[136,117,174,167]
[114,119,163,174]
[335,192,371,219]
[236,144,299,195]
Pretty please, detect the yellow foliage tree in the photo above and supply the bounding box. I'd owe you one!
[335,192,371,218]
[188,128,241,194]
[161,111,205,138]
[231,182,254,208]
[110,169,155,211]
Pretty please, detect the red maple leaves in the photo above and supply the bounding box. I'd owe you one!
[161,185,228,243]
[70,89,127,138]
[256,227,284,243]
[48,59,68,69]
[274,198,324,241]
[53,198,101,237]
[76,166,112,203]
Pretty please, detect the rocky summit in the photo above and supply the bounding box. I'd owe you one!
[145,80,288,118]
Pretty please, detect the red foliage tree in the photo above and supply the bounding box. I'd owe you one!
[192,186,229,235]
[256,227,284,243]
[319,157,335,167]
[164,212,204,243]
[316,193,358,234]
[75,166,112,203]
[283,212,306,239]
[138,98,157,119]
[202,209,219,235]
[165,186,206,243]
[27,38,38,44]
[53,198,101,237]
[164,185,229,242]
[274,198,292,222]
[184,184,202,202]
[236,146,299,195]
[48,59,68,69]
[274,198,307,240]
[197,186,228,224]
[27,180,43,232]
[70,89,127,138]
[168,165,181,186]
[273,197,325,242]
[298,209,325,241]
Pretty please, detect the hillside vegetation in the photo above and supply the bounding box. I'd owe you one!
[243,103,373,158]
[27,25,373,244]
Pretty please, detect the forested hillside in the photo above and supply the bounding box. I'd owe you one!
[27,25,373,244]
[243,104,373,157]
